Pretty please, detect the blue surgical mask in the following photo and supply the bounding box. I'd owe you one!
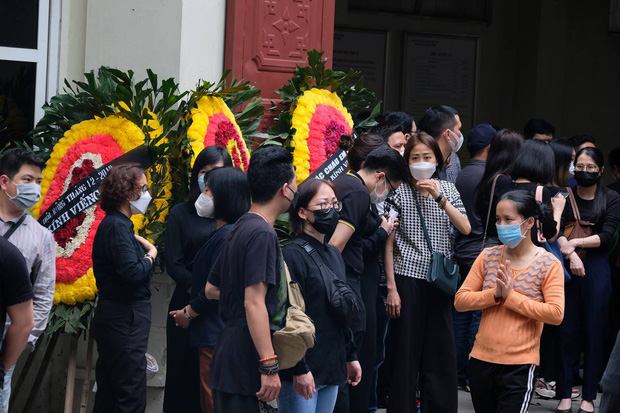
[496,219,529,248]
[198,174,206,193]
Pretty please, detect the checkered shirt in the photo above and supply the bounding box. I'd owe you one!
[387,180,467,280]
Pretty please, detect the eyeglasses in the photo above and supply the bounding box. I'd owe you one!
[140,184,150,194]
[574,164,599,173]
[310,201,343,212]
[385,176,396,193]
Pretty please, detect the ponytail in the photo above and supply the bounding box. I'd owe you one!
[499,190,557,240]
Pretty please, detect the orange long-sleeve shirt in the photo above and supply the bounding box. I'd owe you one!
[454,245,565,365]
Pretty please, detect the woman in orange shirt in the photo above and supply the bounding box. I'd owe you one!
[455,190,565,413]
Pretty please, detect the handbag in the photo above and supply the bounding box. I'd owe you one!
[413,191,460,295]
[563,187,594,261]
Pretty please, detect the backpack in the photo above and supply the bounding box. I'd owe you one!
[290,238,359,327]
[271,259,316,369]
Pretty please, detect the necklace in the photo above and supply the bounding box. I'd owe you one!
[249,209,270,223]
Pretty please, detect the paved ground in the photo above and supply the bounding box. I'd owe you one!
[376,387,601,412]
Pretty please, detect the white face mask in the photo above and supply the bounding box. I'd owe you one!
[399,149,405,157]
[129,191,152,215]
[448,129,464,153]
[194,193,214,218]
[409,162,437,180]
[369,179,389,204]
[6,181,41,210]
[568,163,575,178]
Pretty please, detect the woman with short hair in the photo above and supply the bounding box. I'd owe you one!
[92,163,156,413]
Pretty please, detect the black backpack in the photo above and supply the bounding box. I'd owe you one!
[291,239,359,327]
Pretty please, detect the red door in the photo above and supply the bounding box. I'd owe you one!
[224,0,336,131]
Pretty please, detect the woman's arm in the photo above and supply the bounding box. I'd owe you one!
[164,208,194,291]
[329,223,355,252]
[418,180,471,235]
[503,260,565,325]
[384,230,401,318]
[454,254,500,312]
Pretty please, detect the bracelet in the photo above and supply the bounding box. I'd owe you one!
[144,253,154,263]
[183,306,194,320]
[259,355,278,363]
[435,193,444,203]
[258,359,279,375]
[438,197,448,210]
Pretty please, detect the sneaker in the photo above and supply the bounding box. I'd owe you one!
[536,379,556,399]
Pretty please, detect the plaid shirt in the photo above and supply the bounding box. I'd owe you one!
[387,180,467,280]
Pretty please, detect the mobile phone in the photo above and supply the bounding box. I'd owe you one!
[557,190,569,198]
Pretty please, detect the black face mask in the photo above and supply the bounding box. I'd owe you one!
[309,208,340,235]
[574,171,599,187]
[286,187,300,210]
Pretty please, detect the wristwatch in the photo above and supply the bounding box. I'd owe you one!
[183,307,194,320]
[435,193,445,203]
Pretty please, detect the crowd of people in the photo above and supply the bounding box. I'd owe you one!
[1,106,620,413]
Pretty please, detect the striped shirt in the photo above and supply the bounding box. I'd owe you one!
[1,213,56,347]
[454,245,564,365]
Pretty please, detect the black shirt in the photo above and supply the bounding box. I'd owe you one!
[333,171,372,274]
[188,224,231,348]
[165,201,216,292]
[92,210,152,301]
[454,159,486,265]
[207,213,283,396]
[562,187,620,250]
[280,233,347,386]
[0,237,33,359]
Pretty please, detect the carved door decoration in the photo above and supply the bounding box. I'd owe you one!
[224,0,336,131]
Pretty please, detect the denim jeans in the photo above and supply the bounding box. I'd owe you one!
[0,365,15,413]
[453,308,481,386]
[278,381,339,413]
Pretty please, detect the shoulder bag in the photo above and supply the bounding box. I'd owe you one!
[413,191,460,295]
[563,187,594,261]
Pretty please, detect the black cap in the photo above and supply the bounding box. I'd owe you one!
[467,123,497,155]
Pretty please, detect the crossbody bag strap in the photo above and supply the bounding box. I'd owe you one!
[482,174,501,247]
[2,214,26,240]
[567,187,582,222]
[535,185,547,243]
[412,189,434,254]
[290,238,336,290]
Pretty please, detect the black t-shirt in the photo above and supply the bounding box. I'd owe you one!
[280,233,348,386]
[0,237,33,374]
[562,187,620,250]
[333,171,372,274]
[207,213,283,396]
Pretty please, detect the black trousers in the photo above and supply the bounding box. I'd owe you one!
[469,358,536,413]
[164,287,201,413]
[212,390,260,413]
[387,276,458,413]
[93,300,151,413]
[333,268,365,413]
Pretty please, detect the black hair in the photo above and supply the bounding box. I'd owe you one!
[361,145,410,184]
[205,167,250,224]
[575,147,608,223]
[569,134,597,149]
[403,131,444,177]
[549,138,574,187]
[509,139,555,186]
[289,178,336,235]
[189,146,233,203]
[609,146,620,170]
[523,118,555,140]
[338,133,385,171]
[498,189,557,240]
[375,111,414,134]
[0,148,46,178]
[370,123,405,144]
[475,129,524,206]
[417,105,458,139]
[247,146,295,204]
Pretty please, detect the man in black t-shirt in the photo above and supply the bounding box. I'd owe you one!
[0,237,34,390]
[206,147,298,412]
